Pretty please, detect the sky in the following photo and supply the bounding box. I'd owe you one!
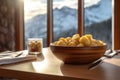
[85,0,101,7]
[23,0,101,20]
[24,0,101,11]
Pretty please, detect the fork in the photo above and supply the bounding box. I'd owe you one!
[88,50,120,70]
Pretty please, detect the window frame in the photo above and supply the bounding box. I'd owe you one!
[47,0,84,47]
[15,0,24,51]
[15,0,119,50]
[113,0,120,50]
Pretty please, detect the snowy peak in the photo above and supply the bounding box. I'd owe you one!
[84,0,112,26]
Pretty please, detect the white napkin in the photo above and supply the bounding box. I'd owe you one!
[0,51,37,65]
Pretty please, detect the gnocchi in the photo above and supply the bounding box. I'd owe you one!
[53,34,105,47]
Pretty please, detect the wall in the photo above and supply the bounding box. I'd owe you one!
[0,0,16,51]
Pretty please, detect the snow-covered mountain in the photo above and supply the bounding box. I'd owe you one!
[84,0,112,26]
[25,0,112,47]
[25,0,112,28]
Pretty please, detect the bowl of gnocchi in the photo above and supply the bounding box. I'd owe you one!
[50,34,107,64]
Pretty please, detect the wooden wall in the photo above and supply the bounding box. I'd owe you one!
[0,0,16,51]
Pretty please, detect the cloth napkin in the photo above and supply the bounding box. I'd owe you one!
[0,51,37,65]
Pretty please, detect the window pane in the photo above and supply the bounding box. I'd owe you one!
[24,0,47,48]
[84,0,112,49]
[53,0,78,41]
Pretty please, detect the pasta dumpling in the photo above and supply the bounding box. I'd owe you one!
[53,34,105,47]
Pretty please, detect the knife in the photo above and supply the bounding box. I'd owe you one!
[88,50,120,70]
[12,52,23,58]
[14,52,23,57]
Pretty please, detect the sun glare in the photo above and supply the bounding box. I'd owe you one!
[24,0,41,11]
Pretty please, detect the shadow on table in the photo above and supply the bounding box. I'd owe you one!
[60,59,120,80]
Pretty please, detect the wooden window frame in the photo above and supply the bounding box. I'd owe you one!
[47,0,84,47]
[15,0,120,50]
[15,0,24,51]
[47,0,53,47]
[113,0,120,50]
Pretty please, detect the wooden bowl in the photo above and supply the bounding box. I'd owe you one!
[50,43,107,64]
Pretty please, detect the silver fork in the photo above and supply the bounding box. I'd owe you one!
[88,50,120,70]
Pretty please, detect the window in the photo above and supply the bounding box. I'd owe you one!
[53,0,78,42]
[84,0,112,49]
[23,0,83,48]
[24,0,47,48]
[23,0,112,49]
[16,0,120,50]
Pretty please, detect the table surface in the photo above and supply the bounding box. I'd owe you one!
[0,48,120,80]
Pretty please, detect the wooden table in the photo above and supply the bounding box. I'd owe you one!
[0,48,120,80]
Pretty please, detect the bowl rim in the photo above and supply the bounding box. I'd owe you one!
[50,43,107,48]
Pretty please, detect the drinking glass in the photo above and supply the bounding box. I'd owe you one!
[28,38,43,55]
